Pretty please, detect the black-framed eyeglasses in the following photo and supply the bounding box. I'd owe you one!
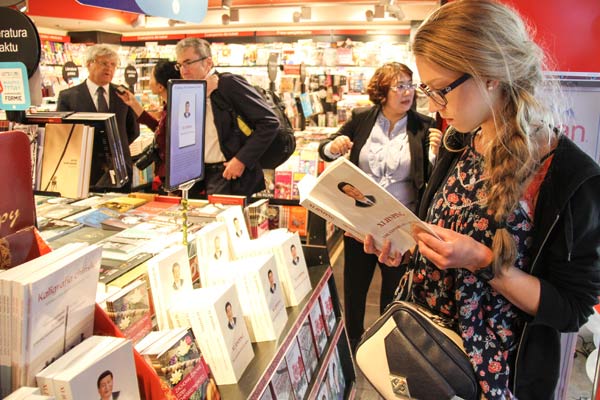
[419,73,471,106]
[175,56,208,71]
[391,83,417,92]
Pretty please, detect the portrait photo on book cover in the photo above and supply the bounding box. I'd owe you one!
[97,370,120,400]
[233,217,244,238]
[213,235,223,260]
[290,243,301,266]
[225,301,237,330]
[268,269,277,293]
[337,181,376,207]
[172,261,185,290]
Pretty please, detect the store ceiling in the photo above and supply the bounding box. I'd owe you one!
[25,0,439,35]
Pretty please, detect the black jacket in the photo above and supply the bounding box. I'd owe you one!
[318,105,436,212]
[56,81,140,188]
[419,134,600,399]
[210,72,279,196]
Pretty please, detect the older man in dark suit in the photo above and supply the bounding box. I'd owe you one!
[57,44,139,191]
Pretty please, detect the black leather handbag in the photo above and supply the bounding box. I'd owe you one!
[355,300,479,400]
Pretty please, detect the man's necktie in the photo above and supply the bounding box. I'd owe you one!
[96,86,109,112]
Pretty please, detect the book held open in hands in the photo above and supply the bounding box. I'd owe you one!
[298,157,439,255]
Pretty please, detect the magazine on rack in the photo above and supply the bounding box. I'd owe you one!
[298,157,439,255]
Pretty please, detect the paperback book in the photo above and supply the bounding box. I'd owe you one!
[298,156,439,255]
[105,279,152,344]
[308,300,328,357]
[319,284,337,336]
[296,316,318,381]
[284,338,308,400]
[170,284,254,385]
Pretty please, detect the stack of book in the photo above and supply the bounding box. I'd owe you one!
[170,283,254,385]
[236,229,312,307]
[35,336,139,399]
[0,243,102,397]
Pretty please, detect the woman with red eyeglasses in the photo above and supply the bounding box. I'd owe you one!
[318,62,442,351]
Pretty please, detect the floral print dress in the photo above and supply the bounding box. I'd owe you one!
[411,137,533,398]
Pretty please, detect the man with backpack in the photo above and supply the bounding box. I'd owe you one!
[175,37,280,198]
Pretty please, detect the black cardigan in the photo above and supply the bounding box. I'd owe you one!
[318,105,436,212]
[420,134,600,399]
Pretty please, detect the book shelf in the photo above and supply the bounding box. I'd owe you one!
[217,264,356,400]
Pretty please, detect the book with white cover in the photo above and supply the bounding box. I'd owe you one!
[8,244,102,390]
[298,156,439,255]
[296,316,318,381]
[237,229,311,307]
[51,337,139,400]
[147,245,194,330]
[35,335,109,396]
[308,300,328,357]
[194,221,231,287]
[319,284,337,336]
[216,205,251,254]
[206,255,287,342]
[0,243,86,397]
[284,338,308,400]
[170,284,254,385]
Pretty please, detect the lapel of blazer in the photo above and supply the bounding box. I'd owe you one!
[78,81,96,111]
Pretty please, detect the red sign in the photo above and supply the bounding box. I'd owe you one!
[121,34,186,42]
[39,34,71,43]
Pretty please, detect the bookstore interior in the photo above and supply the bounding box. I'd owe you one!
[1,0,600,399]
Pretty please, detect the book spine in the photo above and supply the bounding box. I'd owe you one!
[0,279,10,397]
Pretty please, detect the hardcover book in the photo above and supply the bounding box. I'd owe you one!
[287,206,308,237]
[99,196,148,213]
[39,123,93,199]
[170,284,254,385]
[274,170,293,200]
[298,156,439,255]
[208,193,247,207]
[36,218,83,243]
[49,226,115,251]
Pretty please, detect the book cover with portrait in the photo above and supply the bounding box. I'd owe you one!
[147,245,194,330]
[319,283,337,337]
[169,284,254,385]
[194,221,231,287]
[216,205,251,256]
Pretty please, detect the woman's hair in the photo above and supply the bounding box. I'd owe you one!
[153,60,180,89]
[413,0,562,274]
[367,62,413,105]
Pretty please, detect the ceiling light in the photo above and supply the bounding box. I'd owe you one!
[365,10,374,22]
[131,14,146,28]
[222,0,231,10]
[222,14,230,25]
[292,11,301,23]
[17,0,27,12]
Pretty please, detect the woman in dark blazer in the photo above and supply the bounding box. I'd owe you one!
[318,62,441,349]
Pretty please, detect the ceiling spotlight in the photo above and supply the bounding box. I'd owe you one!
[292,11,301,23]
[222,13,230,25]
[221,0,231,10]
[16,0,27,12]
[365,10,374,22]
[387,4,405,20]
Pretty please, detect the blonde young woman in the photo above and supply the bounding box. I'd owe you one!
[365,1,600,398]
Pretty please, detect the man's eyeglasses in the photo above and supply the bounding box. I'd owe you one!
[419,73,471,106]
[175,56,208,71]
[93,60,119,69]
[391,83,417,92]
